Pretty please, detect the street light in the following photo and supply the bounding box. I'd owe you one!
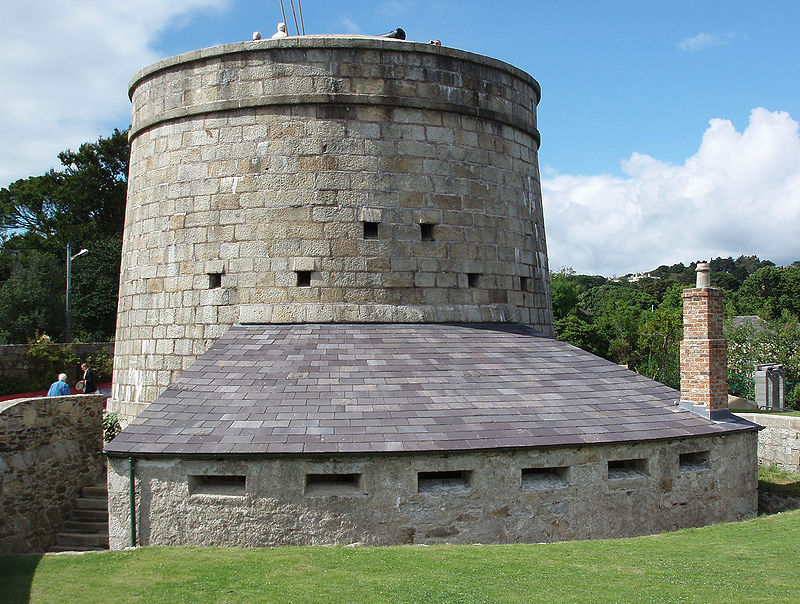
[66,243,88,343]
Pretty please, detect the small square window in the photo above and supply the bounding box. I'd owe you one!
[188,475,246,496]
[607,459,647,480]
[420,223,435,241]
[363,221,379,239]
[208,273,222,289]
[520,276,528,291]
[679,451,709,473]
[521,467,569,490]
[467,273,480,288]
[305,473,362,496]
[417,470,472,493]
[296,271,311,287]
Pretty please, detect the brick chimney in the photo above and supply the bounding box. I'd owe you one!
[679,262,729,419]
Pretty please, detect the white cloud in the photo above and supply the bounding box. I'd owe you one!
[677,31,737,52]
[336,17,363,34]
[542,108,800,275]
[0,0,228,188]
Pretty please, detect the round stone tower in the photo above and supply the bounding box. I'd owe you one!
[111,36,552,421]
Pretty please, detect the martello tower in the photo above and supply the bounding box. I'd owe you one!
[110,36,552,421]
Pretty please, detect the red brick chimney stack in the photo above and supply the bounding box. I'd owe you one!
[679,262,729,419]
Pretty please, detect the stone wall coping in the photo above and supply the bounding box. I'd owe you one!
[1,393,106,416]
[128,35,541,102]
[734,412,800,430]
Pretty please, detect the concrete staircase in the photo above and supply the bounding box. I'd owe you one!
[50,483,109,552]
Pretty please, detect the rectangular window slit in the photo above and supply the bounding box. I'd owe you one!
[467,273,480,288]
[420,223,435,241]
[520,276,528,291]
[363,221,379,239]
[208,273,222,289]
[417,470,472,493]
[521,467,569,490]
[305,473,362,496]
[607,458,647,480]
[188,475,246,496]
[296,270,311,287]
[679,451,709,473]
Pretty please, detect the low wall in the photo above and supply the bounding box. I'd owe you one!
[0,393,105,554]
[107,431,757,549]
[735,413,800,471]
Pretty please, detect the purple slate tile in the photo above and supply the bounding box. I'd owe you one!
[108,323,757,456]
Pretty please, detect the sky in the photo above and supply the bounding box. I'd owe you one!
[2,1,799,275]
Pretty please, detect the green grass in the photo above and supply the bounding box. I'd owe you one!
[731,408,800,416]
[759,465,800,496]
[3,511,800,603]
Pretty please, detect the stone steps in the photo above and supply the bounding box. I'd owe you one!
[50,483,109,553]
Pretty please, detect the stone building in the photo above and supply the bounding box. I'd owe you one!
[105,36,758,548]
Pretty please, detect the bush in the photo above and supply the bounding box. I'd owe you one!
[23,332,81,392]
[103,411,121,442]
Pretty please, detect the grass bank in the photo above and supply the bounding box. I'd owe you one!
[2,510,799,603]
[759,465,800,496]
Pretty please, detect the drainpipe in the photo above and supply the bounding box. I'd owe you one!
[129,456,136,547]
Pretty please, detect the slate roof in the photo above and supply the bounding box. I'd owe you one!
[105,323,756,456]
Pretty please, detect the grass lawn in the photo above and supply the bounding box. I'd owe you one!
[759,465,800,496]
[2,510,799,603]
[731,409,800,417]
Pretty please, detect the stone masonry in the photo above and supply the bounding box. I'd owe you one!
[106,37,759,549]
[0,394,104,554]
[107,431,756,548]
[111,36,552,423]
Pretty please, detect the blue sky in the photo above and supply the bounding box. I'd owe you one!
[2,1,799,274]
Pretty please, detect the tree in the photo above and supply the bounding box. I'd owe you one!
[550,270,580,322]
[635,287,683,389]
[0,129,128,248]
[0,129,129,343]
[726,311,800,409]
[0,249,65,344]
[738,265,800,320]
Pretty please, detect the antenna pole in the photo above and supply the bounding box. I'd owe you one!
[297,0,305,35]
[289,0,300,36]
[279,0,287,32]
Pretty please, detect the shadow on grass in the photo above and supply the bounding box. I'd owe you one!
[0,553,43,604]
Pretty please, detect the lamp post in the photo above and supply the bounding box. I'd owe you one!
[66,243,88,343]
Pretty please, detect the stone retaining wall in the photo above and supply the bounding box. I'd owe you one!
[735,413,800,471]
[0,394,105,554]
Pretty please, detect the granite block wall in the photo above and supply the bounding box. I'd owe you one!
[112,37,553,422]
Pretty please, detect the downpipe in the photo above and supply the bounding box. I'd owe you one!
[129,456,136,547]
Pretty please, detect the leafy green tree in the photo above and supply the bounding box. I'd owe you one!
[635,288,683,389]
[738,265,800,320]
[0,129,129,343]
[0,249,65,344]
[71,234,123,341]
[550,270,580,322]
[726,311,800,409]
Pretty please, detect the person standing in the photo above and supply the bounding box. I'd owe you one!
[81,362,98,394]
[47,373,71,396]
